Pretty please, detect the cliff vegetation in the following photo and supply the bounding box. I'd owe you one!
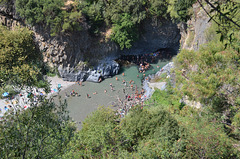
[10,0,195,49]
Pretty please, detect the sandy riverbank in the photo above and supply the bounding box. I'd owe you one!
[0,60,170,129]
[0,76,75,116]
[47,76,75,96]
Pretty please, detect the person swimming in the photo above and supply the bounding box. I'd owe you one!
[130,84,133,91]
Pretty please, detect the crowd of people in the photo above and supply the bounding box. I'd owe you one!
[119,50,173,76]
[1,50,170,121]
[115,77,151,118]
[64,50,171,118]
[0,88,50,119]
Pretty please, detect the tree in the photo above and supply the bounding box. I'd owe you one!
[0,25,41,87]
[0,95,76,158]
[63,106,184,158]
[148,0,168,18]
[111,13,139,50]
[184,118,238,158]
[63,107,118,158]
[174,41,240,112]
[197,0,240,48]
[167,0,196,22]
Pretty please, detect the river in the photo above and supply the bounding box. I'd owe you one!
[59,57,170,129]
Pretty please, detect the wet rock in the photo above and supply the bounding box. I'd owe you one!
[142,62,174,99]
[149,82,167,91]
[58,60,120,82]
[86,71,101,83]
[155,62,174,77]
[97,60,120,78]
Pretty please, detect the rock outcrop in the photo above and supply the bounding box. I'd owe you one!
[142,62,175,100]
[59,60,120,82]
[121,19,181,55]
[179,2,211,51]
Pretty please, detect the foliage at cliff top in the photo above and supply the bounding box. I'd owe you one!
[199,0,240,49]
[14,0,195,49]
[78,0,195,49]
[0,25,42,87]
[15,0,82,36]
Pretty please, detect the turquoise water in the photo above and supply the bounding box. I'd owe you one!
[59,59,169,129]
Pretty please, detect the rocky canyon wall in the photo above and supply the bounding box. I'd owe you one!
[179,2,211,51]
[0,1,181,82]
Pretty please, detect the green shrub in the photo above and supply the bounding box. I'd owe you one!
[111,13,138,50]
[174,41,240,112]
[35,80,49,89]
[167,0,196,22]
[0,25,41,86]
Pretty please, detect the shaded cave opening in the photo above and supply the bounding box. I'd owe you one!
[116,48,177,73]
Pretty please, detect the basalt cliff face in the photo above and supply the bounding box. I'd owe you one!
[0,2,181,82]
[179,2,211,51]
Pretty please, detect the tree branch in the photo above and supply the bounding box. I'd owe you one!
[22,109,35,159]
[204,0,240,28]
[196,0,222,26]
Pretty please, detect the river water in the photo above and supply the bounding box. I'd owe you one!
[59,58,170,129]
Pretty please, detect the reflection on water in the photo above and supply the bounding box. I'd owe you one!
[59,59,169,129]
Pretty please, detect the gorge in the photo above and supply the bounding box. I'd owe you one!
[1,0,240,158]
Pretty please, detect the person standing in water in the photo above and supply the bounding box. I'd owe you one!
[79,80,83,86]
